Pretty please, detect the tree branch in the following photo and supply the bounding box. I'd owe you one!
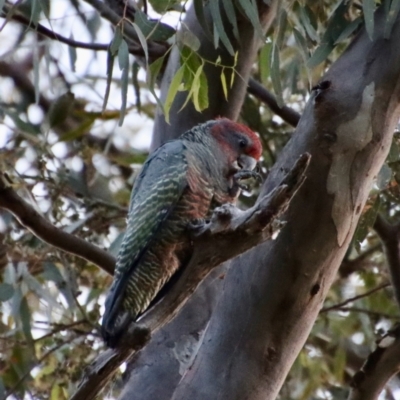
[247,78,301,127]
[374,215,400,308]
[82,0,168,59]
[2,5,165,58]
[0,173,115,275]
[348,325,400,400]
[70,153,311,400]
[321,283,390,313]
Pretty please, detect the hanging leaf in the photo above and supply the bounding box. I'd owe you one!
[42,262,64,284]
[384,0,400,39]
[376,163,392,190]
[259,43,271,85]
[354,196,380,252]
[149,0,179,13]
[0,283,14,302]
[235,0,264,38]
[118,39,129,71]
[270,43,283,107]
[363,0,375,41]
[177,28,201,52]
[221,0,239,40]
[221,70,228,100]
[164,65,185,124]
[276,9,288,48]
[102,49,114,112]
[193,0,212,38]
[33,43,40,104]
[47,92,75,128]
[132,62,141,112]
[299,5,318,42]
[4,110,41,135]
[119,66,129,126]
[147,53,167,109]
[307,42,334,68]
[19,296,33,343]
[195,68,209,111]
[307,1,349,68]
[110,27,123,56]
[132,22,149,65]
[334,17,362,44]
[68,35,77,72]
[134,10,175,41]
[210,0,234,55]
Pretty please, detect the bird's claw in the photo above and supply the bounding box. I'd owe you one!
[233,170,263,191]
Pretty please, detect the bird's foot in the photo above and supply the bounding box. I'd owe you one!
[231,170,263,193]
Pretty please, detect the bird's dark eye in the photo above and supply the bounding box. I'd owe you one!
[239,139,247,148]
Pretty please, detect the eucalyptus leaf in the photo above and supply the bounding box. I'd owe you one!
[270,43,283,107]
[177,28,201,52]
[68,36,77,72]
[118,39,129,71]
[376,163,392,190]
[354,196,380,252]
[164,64,185,124]
[135,10,175,41]
[210,0,234,55]
[132,22,149,65]
[119,65,129,126]
[19,296,33,343]
[47,92,75,128]
[102,49,114,112]
[384,0,400,39]
[363,0,375,41]
[193,0,212,38]
[110,27,123,56]
[222,0,239,40]
[0,283,14,302]
[235,0,264,38]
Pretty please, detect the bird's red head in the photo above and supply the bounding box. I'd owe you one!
[209,119,262,173]
[210,118,262,161]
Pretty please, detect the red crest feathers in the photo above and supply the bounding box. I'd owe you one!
[211,118,262,160]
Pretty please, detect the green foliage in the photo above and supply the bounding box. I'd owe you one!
[0,0,398,399]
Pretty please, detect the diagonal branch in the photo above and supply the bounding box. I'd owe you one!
[0,173,115,275]
[374,214,400,308]
[247,78,301,127]
[70,153,311,400]
[82,0,168,58]
[321,282,390,313]
[2,5,165,58]
[348,326,400,400]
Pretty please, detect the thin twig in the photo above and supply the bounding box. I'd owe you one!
[327,306,399,320]
[321,282,390,312]
[339,244,381,277]
[2,5,165,58]
[0,173,115,275]
[4,339,69,399]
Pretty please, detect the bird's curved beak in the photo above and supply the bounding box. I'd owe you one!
[237,154,257,171]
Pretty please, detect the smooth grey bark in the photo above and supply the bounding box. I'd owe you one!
[122,5,400,400]
[120,2,278,399]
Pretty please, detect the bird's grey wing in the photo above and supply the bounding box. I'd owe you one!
[102,141,188,341]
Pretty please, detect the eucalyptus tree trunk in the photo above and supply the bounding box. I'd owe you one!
[121,4,400,400]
